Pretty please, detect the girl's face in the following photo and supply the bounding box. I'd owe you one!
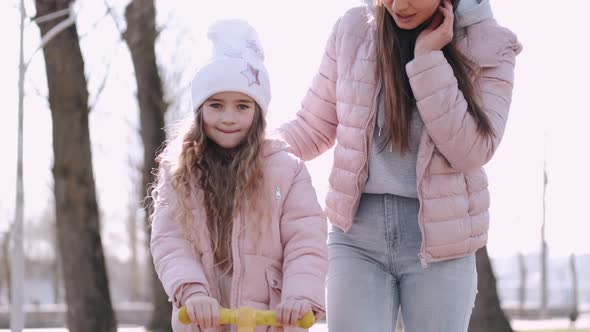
[382,0,441,30]
[202,91,256,149]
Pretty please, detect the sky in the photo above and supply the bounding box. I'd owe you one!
[1,0,589,261]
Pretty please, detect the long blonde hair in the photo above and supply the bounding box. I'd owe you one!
[150,103,267,273]
[373,0,494,152]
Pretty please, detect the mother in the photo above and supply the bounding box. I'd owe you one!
[279,0,522,331]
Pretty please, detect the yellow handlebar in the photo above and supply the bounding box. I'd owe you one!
[178,306,315,329]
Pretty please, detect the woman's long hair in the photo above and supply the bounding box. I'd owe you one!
[373,0,494,152]
[150,104,267,274]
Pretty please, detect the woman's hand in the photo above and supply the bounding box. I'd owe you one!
[415,0,454,57]
[184,294,221,329]
[276,299,312,326]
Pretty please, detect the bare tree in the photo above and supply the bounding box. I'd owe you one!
[12,0,26,330]
[122,0,170,330]
[540,146,549,318]
[517,252,527,317]
[468,247,514,332]
[569,254,579,327]
[1,231,10,305]
[34,1,116,331]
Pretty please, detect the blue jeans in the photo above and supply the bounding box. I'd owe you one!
[326,194,477,332]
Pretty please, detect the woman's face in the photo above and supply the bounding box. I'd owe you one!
[382,0,441,30]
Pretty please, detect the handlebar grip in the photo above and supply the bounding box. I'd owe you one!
[178,306,315,329]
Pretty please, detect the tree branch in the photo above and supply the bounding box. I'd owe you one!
[103,0,124,37]
[33,7,69,24]
[25,3,76,71]
[27,80,49,108]
[88,60,112,111]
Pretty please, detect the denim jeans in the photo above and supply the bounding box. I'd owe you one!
[326,194,477,332]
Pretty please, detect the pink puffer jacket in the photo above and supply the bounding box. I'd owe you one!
[280,5,522,264]
[151,139,327,331]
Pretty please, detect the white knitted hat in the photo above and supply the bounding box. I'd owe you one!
[191,19,271,115]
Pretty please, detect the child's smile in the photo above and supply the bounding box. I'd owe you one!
[202,91,256,149]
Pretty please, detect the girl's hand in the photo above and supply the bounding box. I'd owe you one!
[276,299,312,326]
[184,294,221,329]
[415,0,454,57]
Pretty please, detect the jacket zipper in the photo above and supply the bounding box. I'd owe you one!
[349,80,382,230]
[230,206,246,332]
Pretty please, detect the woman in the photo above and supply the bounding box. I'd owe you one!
[279,0,522,331]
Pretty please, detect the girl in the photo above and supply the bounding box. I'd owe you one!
[150,20,327,332]
[279,0,522,331]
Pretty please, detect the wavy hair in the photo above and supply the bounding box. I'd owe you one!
[150,104,267,274]
[373,0,494,152]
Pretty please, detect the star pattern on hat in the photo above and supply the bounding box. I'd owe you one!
[246,40,263,57]
[241,63,260,86]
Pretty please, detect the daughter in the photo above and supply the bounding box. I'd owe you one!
[149,20,327,332]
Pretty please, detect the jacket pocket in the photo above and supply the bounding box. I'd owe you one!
[265,266,283,310]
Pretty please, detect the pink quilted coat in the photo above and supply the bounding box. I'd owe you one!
[151,139,328,332]
[280,5,522,264]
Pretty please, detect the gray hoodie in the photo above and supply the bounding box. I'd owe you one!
[363,0,494,198]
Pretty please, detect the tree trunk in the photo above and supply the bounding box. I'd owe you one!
[34,1,116,331]
[1,231,10,303]
[569,254,579,326]
[123,0,170,330]
[12,0,26,330]
[540,148,549,317]
[468,247,513,332]
[517,252,527,317]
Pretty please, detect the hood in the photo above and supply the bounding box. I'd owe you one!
[456,0,493,28]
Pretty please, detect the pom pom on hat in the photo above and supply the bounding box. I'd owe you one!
[191,19,271,115]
